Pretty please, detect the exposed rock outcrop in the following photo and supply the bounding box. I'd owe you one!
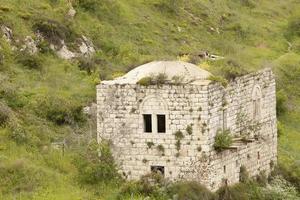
[55,40,76,60]
[1,25,13,43]
[79,35,95,56]
[20,36,38,55]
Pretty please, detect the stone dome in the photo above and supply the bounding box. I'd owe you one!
[102,61,211,85]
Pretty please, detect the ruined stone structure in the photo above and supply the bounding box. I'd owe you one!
[96,61,277,190]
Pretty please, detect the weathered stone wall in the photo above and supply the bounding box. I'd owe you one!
[204,68,277,189]
[97,83,212,183]
[96,68,277,191]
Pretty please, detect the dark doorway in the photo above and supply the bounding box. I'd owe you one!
[157,115,166,133]
[151,166,165,176]
[143,114,152,133]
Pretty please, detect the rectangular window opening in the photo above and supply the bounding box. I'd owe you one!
[257,151,260,160]
[143,114,152,133]
[157,115,166,133]
[151,166,165,176]
[223,165,226,173]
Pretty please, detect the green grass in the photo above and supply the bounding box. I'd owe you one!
[0,0,300,199]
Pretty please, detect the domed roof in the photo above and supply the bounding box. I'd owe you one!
[102,61,211,85]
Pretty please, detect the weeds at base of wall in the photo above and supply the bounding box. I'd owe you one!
[213,129,233,152]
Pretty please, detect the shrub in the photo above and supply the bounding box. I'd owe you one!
[16,52,43,70]
[137,73,168,86]
[216,183,251,200]
[277,121,284,137]
[276,90,287,116]
[174,130,184,140]
[186,125,193,135]
[77,56,97,74]
[256,171,268,186]
[37,40,54,54]
[75,0,98,12]
[218,58,249,80]
[73,140,120,184]
[9,127,28,144]
[213,129,233,152]
[154,73,168,85]
[117,181,143,199]
[208,75,228,87]
[156,144,165,154]
[239,165,249,183]
[117,173,166,199]
[146,141,155,149]
[37,96,86,125]
[272,164,300,192]
[137,76,153,86]
[0,101,11,126]
[285,15,300,40]
[0,51,3,65]
[172,75,184,85]
[167,181,215,200]
[175,140,181,151]
[33,19,76,45]
[265,175,299,200]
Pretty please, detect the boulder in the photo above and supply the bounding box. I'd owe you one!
[56,40,76,59]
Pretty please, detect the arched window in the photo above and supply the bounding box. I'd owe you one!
[140,95,168,134]
[252,85,262,120]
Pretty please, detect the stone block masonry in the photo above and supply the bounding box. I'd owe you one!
[97,62,276,191]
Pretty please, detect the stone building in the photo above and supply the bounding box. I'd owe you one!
[96,61,277,190]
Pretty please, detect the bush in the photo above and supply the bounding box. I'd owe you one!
[117,173,166,199]
[272,164,300,192]
[221,59,249,80]
[137,76,153,86]
[33,19,76,45]
[155,73,168,85]
[256,171,268,186]
[265,175,299,200]
[156,144,165,154]
[285,15,300,40]
[75,0,98,12]
[167,181,215,200]
[213,129,233,152]
[186,125,193,135]
[77,56,97,74]
[209,75,228,87]
[37,96,86,125]
[137,73,168,86]
[277,121,284,138]
[16,52,43,70]
[74,140,120,184]
[0,101,11,126]
[9,127,28,144]
[174,130,184,140]
[276,90,287,116]
[239,165,249,183]
[0,52,3,65]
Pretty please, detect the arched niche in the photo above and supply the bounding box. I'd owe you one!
[139,95,169,134]
[251,85,262,120]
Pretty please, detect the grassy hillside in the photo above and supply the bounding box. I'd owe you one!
[0,0,300,199]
